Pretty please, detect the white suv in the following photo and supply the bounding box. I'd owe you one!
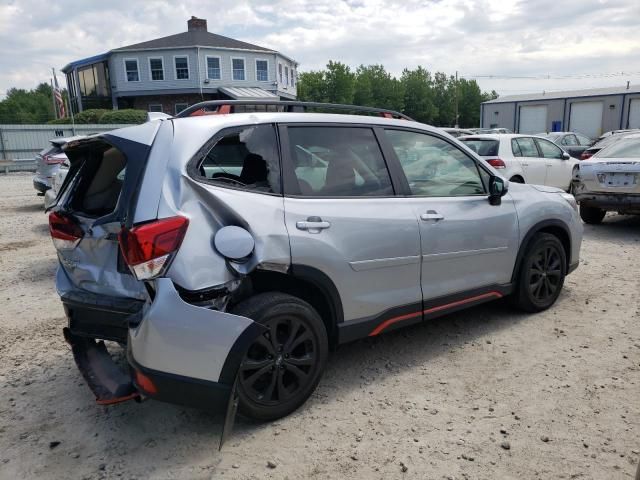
[460,134,578,191]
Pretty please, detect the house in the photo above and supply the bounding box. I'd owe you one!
[481,84,640,138]
[62,16,298,115]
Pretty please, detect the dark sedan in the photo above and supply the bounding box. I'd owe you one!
[539,132,593,159]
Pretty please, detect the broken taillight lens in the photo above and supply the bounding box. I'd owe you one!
[49,211,83,250]
[118,216,189,280]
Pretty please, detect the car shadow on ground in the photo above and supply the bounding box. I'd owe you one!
[11,202,45,213]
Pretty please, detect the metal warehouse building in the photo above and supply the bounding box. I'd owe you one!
[480,84,640,138]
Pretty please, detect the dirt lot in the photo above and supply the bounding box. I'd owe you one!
[0,172,639,480]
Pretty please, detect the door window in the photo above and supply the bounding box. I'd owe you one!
[385,130,486,196]
[511,138,523,157]
[514,137,538,157]
[197,125,280,194]
[561,134,578,146]
[535,138,564,159]
[287,127,393,197]
[576,134,592,145]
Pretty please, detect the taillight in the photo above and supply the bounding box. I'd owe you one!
[118,216,189,280]
[486,158,506,169]
[44,154,65,165]
[49,211,83,250]
[580,151,593,160]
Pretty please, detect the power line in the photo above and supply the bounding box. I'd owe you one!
[462,71,640,80]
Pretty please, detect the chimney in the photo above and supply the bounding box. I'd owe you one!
[187,16,207,32]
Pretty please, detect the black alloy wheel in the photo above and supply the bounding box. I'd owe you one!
[527,244,563,304]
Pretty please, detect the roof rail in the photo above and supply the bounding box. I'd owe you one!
[175,100,414,121]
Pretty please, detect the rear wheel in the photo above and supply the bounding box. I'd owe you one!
[580,205,606,224]
[232,292,328,421]
[512,233,566,312]
[510,175,524,183]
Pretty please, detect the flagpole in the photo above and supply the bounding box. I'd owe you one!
[50,75,58,120]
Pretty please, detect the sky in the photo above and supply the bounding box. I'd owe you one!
[1,0,639,99]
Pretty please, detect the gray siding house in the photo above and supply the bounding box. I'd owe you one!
[62,17,298,115]
[481,84,640,139]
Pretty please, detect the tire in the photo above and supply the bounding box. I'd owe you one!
[511,233,567,313]
[231,292,328,421]
[509,176,524,183]
[580,204,606,224]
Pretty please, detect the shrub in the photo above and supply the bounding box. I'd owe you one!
[47,117,72,124]
[75,108,110,124]
[99,109,147,124]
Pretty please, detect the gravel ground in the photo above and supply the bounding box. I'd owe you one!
[0,172,639,480]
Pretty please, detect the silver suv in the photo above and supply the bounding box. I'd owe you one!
[50,101,582,424]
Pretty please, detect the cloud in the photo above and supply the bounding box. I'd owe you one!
[0,0,638,97]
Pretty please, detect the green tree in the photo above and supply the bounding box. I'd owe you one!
[324,61,355,104]
[432,72,455,126]
[400,67,436,123]
[353,65,404,111]
[456,78,485,128]
[0,83,56,124]
[297,70,327,102]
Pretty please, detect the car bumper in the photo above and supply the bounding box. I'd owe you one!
[575,191,640,211]
[59,276,264,410]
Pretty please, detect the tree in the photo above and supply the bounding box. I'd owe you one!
[353,65,404,111]
[297,71,327,102]
[400,67,436,123]
[324,61,355,105]
[0,83,57,124]
[432,72,455,126]
[456,78,485,128]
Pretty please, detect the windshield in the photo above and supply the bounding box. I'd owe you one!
[595,139,640,158]
[460,139,499,156]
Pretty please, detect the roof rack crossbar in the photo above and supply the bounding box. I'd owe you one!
[175,100,414,121]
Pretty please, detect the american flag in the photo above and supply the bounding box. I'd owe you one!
[53,70,66,119]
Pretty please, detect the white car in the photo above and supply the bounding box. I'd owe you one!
[460,134,578,191]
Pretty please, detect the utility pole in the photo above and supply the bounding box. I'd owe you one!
[455,70,459,128]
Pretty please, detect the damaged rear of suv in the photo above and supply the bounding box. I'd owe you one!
[50,101,582,429]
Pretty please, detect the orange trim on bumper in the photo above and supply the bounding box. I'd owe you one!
[368,291,503,336]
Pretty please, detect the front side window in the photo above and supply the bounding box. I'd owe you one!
[535,138,563,159]
[385,130,485,197]
[288,127,393,197]
[149,58,164,80]
[207,57,221,80]
[198,125,280,194]
[125,59,139,82]
[256,60,268,82]
[561,134,578,146]
[232,58,245,80]
[576,134,592,145]
[515,137,538,157]
[174,56,189,79]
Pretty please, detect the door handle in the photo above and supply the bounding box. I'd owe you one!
[296,216,331,232]
[420,210,444,222]
[521,162,529,166]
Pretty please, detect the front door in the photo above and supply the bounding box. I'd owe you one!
[513,136,547,184]
[380,128,520,302]
[281,125,423,326]
[534,137,572,190]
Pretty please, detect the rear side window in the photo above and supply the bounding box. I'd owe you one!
[511,139,522,157]
[515,137,538,157]
[197,125,280,194]
[459,139,499,156]
[287,127,393,197]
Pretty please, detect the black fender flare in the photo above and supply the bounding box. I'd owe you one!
[289,264,344,327]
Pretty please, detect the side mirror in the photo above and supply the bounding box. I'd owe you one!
[562,152,571,160]
[488,176,508,206]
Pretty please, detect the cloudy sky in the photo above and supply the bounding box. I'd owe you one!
[1,0,639,98]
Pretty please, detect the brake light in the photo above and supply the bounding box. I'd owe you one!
[44,154,65,165]
[486,158,506,169]
[118,216,189,280]
[580,151,593,160]
[49,211,83,250]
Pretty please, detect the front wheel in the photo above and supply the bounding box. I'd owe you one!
[511,233,567,313]
[232,292,328,421]
[580,204,606,224]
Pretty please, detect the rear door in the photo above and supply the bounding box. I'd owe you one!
[513,137,546,184]
[281,124,423,326]
[380,128,519,301]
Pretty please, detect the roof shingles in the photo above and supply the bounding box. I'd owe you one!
[112,30,274,52]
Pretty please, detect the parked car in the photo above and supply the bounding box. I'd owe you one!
[32,138,71,195]
[459,134,578,191]
[442,127,475,138]
[539,132,593,159]
[573,133,640,223]
[44,159,69,209]
[50,101,582,427]
[580,129,640,160]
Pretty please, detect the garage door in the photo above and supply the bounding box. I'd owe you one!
[569,101,603,139]
[519,105,547,134]
[628,99,640,129]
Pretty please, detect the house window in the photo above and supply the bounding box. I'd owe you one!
[284,66,289,86]
[149,58,164,81]
[148,104,163,112]
[124,59,139,82]
[175,103,188,115]
[206,56,221,80]
[232,58,245,81]
[278,63,283,83]
[256,60,268,82]
[174,56,189,80]
[291,69,295,87]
